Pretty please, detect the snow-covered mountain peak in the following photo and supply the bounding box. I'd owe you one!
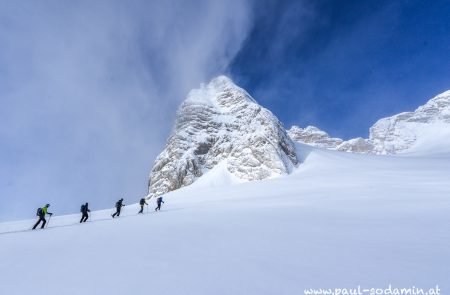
[413,90,450,121]
[148,76,298,198]
[208,75,240,90]
[288,90,450,155]
[370,89,450,154]
[186,75,256,108]
[428,89,450,102]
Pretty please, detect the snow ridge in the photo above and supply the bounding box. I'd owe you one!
[370,90,450,154]
[289,90,450,155]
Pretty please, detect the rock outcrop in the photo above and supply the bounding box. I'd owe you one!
[336,138,374,153]
[369,90,450,154]
[148,76,298,198]
[287,126,343,149]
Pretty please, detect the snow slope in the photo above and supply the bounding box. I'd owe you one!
[1,144,449,295]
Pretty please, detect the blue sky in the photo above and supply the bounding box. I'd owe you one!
[230,0,450,139]
[0,0,449,221]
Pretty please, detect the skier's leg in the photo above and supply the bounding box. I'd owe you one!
[40,218,47,229]
[32,218,41,230]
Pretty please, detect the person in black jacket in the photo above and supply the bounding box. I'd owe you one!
[80,202,90,223]
[112,198,124,218]
[155,197,164,212]
[138,198,148,214]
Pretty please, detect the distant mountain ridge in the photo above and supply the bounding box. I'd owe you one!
[289,90,450,155]
[287,126,374,154]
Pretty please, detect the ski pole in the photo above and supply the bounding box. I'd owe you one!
[46,214,52,228]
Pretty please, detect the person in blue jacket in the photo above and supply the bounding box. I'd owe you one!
[155,197,164,211]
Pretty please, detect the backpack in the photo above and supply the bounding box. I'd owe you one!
[115,201,120,208]
[36,208,43,216]
[140,198,145,205]
[80,204,85,213]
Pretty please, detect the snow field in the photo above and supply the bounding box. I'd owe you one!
[1,144,449,295]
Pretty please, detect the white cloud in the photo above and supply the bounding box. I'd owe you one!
[0,0,252,221]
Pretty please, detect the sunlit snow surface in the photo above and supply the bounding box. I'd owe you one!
[1,144,449,295]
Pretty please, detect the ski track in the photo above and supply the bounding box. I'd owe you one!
[1,145,449,295]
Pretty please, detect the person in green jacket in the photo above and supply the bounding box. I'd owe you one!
[32,204,53,230]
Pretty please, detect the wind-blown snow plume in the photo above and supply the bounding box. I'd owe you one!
[0,1,252,221]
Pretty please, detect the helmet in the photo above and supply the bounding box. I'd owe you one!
[120,198,123,201]
[45,204,50,207]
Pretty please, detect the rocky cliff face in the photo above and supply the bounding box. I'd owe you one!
[287,126,374,153]
[148,76,298,198]
[289,90,450,155]
[287,126,343,149]
[369,90,450,154]
[336,138,374,153]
